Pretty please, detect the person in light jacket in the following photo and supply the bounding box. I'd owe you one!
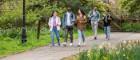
[88,6,100,40]
[48,11,61,46]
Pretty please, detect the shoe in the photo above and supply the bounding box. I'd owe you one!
[63,42,67,47]
[51,45,55,47]
[77,42,81,47]
[58,43,61,46]
[94,37,97,40]
[77,44,81,47]
[106,37,110,40]
[107,38,110,40]
[69,43,73,46]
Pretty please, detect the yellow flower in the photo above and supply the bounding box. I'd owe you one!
[103,56,108,60]
[87,49,91,57]
[122,40,127,44]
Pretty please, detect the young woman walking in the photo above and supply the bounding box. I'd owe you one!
[76,8,87,46]
[48,11,61,46]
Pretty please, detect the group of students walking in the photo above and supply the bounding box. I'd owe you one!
[48,6,112,47]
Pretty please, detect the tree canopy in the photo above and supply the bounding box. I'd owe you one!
[0,0,110,29]
[119,0,140,18]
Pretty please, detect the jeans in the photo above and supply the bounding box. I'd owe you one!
[78,29,85,44]
[91,21,98,37]
[51,27,60,46]
[104,26,111,39]
[64,26,73,43]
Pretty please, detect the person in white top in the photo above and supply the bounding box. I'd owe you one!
[48,11,61,46]
[62,6,75,46]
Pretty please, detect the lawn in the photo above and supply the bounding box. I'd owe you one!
[0,27,103,57]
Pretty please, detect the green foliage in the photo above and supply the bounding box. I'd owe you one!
[0,0,109,28]
[87,0,109,16]
[122,22,140,32]
[77,40,140,60]
[0,0,66,28]
[120,0,140,17]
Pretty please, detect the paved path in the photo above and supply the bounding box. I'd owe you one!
[1,32,140,60]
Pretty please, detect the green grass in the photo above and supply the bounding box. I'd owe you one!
[122,22,140,32]
[0,27,103,57]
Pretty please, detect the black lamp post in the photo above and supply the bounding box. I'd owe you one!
[22,0,27,44]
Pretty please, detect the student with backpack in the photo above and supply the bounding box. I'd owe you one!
[103,10,112,40]
[88,7,100,40]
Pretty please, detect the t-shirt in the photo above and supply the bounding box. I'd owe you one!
[53,16,57,27]
[66,12,72,26]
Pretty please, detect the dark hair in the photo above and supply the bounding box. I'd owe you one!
[50,11,57,17]
[77,8,85,16]
[66,4,72,8]
[106,8,110,12]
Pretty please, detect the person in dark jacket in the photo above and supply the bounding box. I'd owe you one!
[62,6,75,46]
[103,10,112,40]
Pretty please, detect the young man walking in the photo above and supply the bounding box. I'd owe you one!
[62,6,75,46]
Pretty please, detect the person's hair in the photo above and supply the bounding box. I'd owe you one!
[107,9,110,12]
[50,10,57,17]
[77,8,85,16]
[67,6,72,12]
[93,6,97,9]
[66,4,72,8]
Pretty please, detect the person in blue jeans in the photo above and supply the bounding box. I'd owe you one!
[76,8,87,46]
[103,10,112,40]
[48,11,61,46]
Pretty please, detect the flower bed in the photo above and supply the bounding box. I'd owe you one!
[62,40,140,60]
[77,40,140,60]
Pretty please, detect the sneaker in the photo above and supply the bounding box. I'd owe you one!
[106,37,110,40]
[94,37,97,40]
[77,45,81,47]
[77,43,81,47]
[63,42,67,47]
[58,43,61,46]
[107,38,110,40]
[69,43,73,46]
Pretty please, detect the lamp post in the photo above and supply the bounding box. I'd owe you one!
[22,0,27,44]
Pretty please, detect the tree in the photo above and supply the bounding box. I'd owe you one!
[120,0,140,18]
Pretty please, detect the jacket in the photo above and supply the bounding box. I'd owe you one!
[103,15,112,26]
[88,10,100,22]
[76,15,87,31]
[62,12,75,28]
[48,16,61,31]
